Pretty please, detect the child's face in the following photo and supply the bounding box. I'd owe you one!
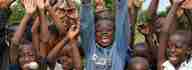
[19,45,36,69]
[55,8,65,21]
[57,56,73,70]
[96,20,114,47]
[168,34,188,65]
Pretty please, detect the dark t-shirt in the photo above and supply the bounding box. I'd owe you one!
[9,64,21,70]
[0,9,9,70]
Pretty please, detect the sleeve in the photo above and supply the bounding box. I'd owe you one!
[115,0,131,62]
[80,3,95,57]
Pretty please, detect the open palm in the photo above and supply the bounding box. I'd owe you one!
[36,0,45,10]
[22,0,36,14]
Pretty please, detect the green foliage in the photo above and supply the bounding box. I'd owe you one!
[158,11,167,17]
[9,0,25,25]
[104,0,113,11]
[138,10,152,24]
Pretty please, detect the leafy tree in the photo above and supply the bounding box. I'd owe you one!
[9,0,25,25]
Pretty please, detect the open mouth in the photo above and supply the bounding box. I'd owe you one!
[169,56,178,61]
[101,39,110,43]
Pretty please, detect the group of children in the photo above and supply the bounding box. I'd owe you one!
[0,0,191,70]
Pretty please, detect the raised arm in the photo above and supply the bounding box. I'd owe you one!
[12,0,36,43]
[70,40,82,70]
[80,0,95,56]
[148,0,159,17]
[32,16,40,57]
[69,39,82,70]
[115,0,130,52]
[114,0,130,69]
[46,37,69,63]
[37,0,49,43]
[67,23,81,70]
[47,24,79,63]
[164,0,183,33]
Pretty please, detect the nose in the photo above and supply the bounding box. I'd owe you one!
[170,47,176,54]
[101,32,108,36]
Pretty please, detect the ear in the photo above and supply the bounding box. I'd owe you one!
[186,48,192,55]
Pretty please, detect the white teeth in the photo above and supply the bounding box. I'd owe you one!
[169,57,177,61]
[102,39,109,43]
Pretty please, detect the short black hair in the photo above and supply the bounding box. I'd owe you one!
[129,57,150,69]
[170,30,192,48]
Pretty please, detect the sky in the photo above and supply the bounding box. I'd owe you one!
[142,0,171,12]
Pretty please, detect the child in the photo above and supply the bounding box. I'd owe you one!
[9,42,40,70]
[80,0,131,70]
[161,31,192,70]
[18,43,39,70]
[128,57,150,70]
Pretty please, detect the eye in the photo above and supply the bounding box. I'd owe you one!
[57,59,64,64]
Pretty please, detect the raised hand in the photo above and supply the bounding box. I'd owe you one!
[22,0,37,14]
[181,0,192,9]
[0,0,13,8]
[133,0,144,8]
[45,0,50,8]
[137,24,150,35]
[67,24,80,40]
[36,0,45,10]
[174,0,185,4]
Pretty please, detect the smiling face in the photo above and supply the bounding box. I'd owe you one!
[96,19,114,48]
[57,56,73,70]
[168,33,190,66]
[19,45,37,69]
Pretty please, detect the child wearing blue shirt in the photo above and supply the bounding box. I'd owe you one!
[80,0,131,70]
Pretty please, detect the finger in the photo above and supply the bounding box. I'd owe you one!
[38,0,40,5]
[34,0,37,5]
[29,0,31,5]
[21,0,24,5]
[32,0,35,7]
[28,0,32,8]
[24,0,28,8]
[75,24,80,32]
[31,0,33,6]
[33,0,36,7]
[70,25,76,31]
[23,0,26,6]
[27,0,30,7]
[43,0,45,3]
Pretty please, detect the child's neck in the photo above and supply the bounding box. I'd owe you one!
[173,62,182,70]
[96,43,112,49]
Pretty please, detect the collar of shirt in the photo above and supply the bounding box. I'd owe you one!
[162,57,192,70]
